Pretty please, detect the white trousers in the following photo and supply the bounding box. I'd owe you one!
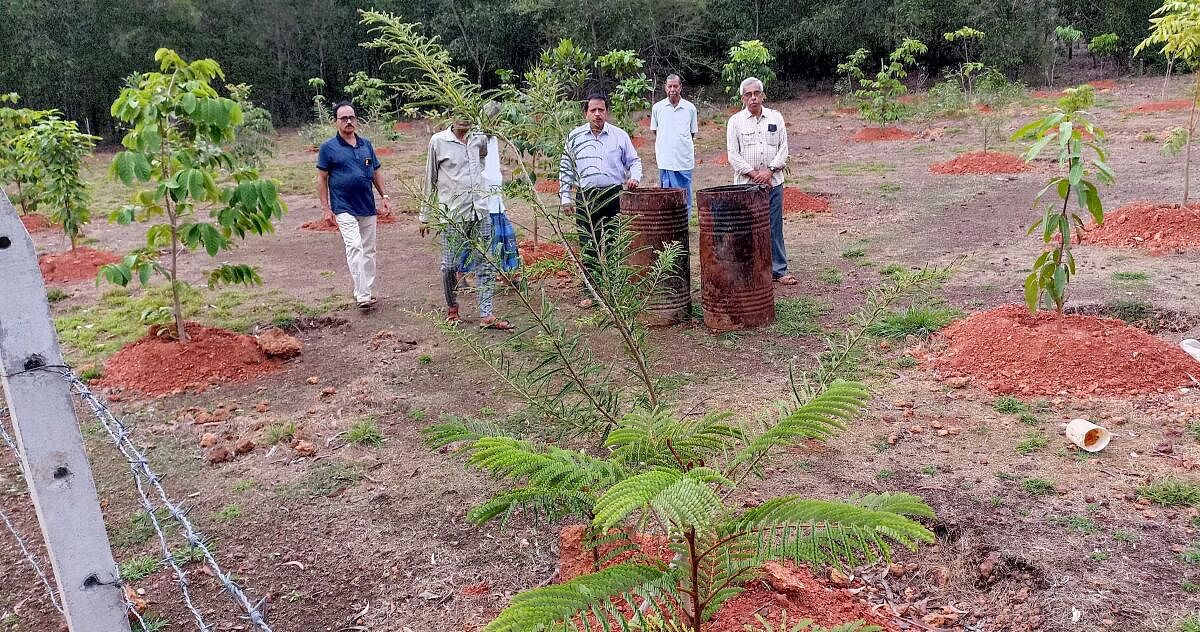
[335,213,377,303]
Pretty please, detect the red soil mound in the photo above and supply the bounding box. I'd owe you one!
[631,136,648,149]
[1125,99,1192,113]
[38,248,121,284]
[852,127,915,141]
[933,305,1200,396]
[20,214,52,233]
[1082,202,1200,253]
[98,322,282,397]
[1032,89,1067,99]
[374,147,395,156]
[930,151,1031,175]
[393,120,415,131]
[832,107,859,115]
[300,211,398,232]
[784,188,830,213]
[558,526,899,631]
[518,239,568,265]
[534,179,560,193]
[1089,79,1118,91]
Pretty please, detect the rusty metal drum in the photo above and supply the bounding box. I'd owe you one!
[619,187,691,326]
[695,184,774,331]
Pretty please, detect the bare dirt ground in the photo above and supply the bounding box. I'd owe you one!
[3,73,1200,632]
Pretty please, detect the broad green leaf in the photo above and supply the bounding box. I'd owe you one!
[1023,272,1039,312]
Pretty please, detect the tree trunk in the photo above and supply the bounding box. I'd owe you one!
[1185,85,1197,206]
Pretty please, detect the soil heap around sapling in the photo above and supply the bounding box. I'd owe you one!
[1123,99,1191,114]
[518,239,567,265]
[783,188,831,213]
[932,305,1200,396]
[1081,202,1200,253]
[930,151,1031,175]
[300,210,398,232]
[20,214,52,233]
[852,127,916,141]
[98,322,282,397]
[38,248,122,284]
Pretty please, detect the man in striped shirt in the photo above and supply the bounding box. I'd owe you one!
[726,77,797,285]
[559,93,643,308]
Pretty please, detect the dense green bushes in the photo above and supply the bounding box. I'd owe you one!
[0,0,1167,137]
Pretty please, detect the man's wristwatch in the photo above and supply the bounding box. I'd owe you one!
[381,194,390,199]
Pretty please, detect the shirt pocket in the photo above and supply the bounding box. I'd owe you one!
[739,129,759,146]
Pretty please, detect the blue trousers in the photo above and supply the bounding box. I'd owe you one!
[768,184,788,277]
[659,169,693,217]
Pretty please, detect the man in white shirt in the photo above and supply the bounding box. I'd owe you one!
[420,119,512,329]
[726,76,797,285]
[651,74,698,218]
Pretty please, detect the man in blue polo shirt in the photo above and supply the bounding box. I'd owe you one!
[317,101,391,309]
[651,74,698,218]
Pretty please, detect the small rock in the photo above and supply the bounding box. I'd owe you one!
[948,426,962,435]
[937,429,950,437]
[930,420,945,429]
[199,432,218,448]
[209,407,231,423]
[910,425,924,434]
[1101,619,1115,626]
[206,446,232,464]
[763,561,807,593]
[254,400,270,413]
[828,567,850,587]
[946,376,971,389]
[887,434,899,445]
[306,376,321,384]
[320,386,337,397]
[935,566,951,587]
[889,562,906,577]
[234,438,256,455]
[256,328,302,358]
[292,440,317,457]
[1171,544,1186,553]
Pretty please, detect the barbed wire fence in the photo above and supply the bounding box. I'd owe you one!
[0,370,276,632]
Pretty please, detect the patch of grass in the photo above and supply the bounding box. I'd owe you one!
[231,480,255,493]
[876,469,895,480]
[1138,479,1200,507]
[418,354,433,365]
[523,255,572,279]
[1021,477,1057,496]
[212,505,243,522]
[79,365,104,381]
[263,160,317,195]
[1112,530,1137,543]
[871,435,892,453]
[292,461,362,497]
[772,298,829,337]
[119,556,159,581]
[840,247,866,259]
[920,465,938,476]
[878,182,902,194]
[1182,549,1200,565]
[895,355,918,368]
[818,267,842,285]
[1188,418,1200,442]
[832,161,895,176]
[1183,581,1200,594]
[1107,298,1155,324]
[108,508,173,548]
[170,545,206,565]
[1051,514,1098,534]
[46,287,70,303]
[1089,550,1109,561]
[879,263,906,279]
[1015,432,1049,455]
[264,422,297,445]
[407,408,427,422]
[993,396,1030,414]
[131,615,169,632]
[346,419,384,446]
[1139,132,1159,142]
[1111,270,1150,283]
[1017,411,1041,426]
[866,305,963,339]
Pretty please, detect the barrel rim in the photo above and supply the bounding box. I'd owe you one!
[696,184,767,195]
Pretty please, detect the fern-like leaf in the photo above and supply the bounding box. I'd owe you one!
[730,382,869,472]
[482,563,672,632]
[607,408,745,470]
[593,468,728,532]
[420,416,511,449]
[467,487,595,526]
[725,494,935,570]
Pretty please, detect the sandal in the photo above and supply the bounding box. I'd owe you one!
[446,306,460,324]
[479,316,514,330]
[774,274,798,286]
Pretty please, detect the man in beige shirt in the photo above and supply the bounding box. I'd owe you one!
[420,119,512,329]
[726,77,796,285]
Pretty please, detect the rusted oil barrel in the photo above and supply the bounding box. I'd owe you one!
[695,184,774,331]
[619,187,691,326]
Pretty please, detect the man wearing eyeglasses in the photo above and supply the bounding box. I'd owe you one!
[726,77,796,286]
[317,101,391,310]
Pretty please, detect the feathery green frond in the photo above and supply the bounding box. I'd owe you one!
[606,408,745,470]
[730,382,868,472]
[467,487,596,526]
[593,468,727,532]
[467,437,627,490]
[483,563,673,632]
[420,416,512,449]
[727,495,935,569]
[850,492,936,518]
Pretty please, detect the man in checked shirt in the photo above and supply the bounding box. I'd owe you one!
[726,76,797,285]
[560,93,643,309]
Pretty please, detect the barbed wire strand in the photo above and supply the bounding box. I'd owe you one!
[54,371,274,632]
[0,408,65,615]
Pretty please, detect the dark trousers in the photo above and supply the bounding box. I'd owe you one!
[575,185,622,284]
